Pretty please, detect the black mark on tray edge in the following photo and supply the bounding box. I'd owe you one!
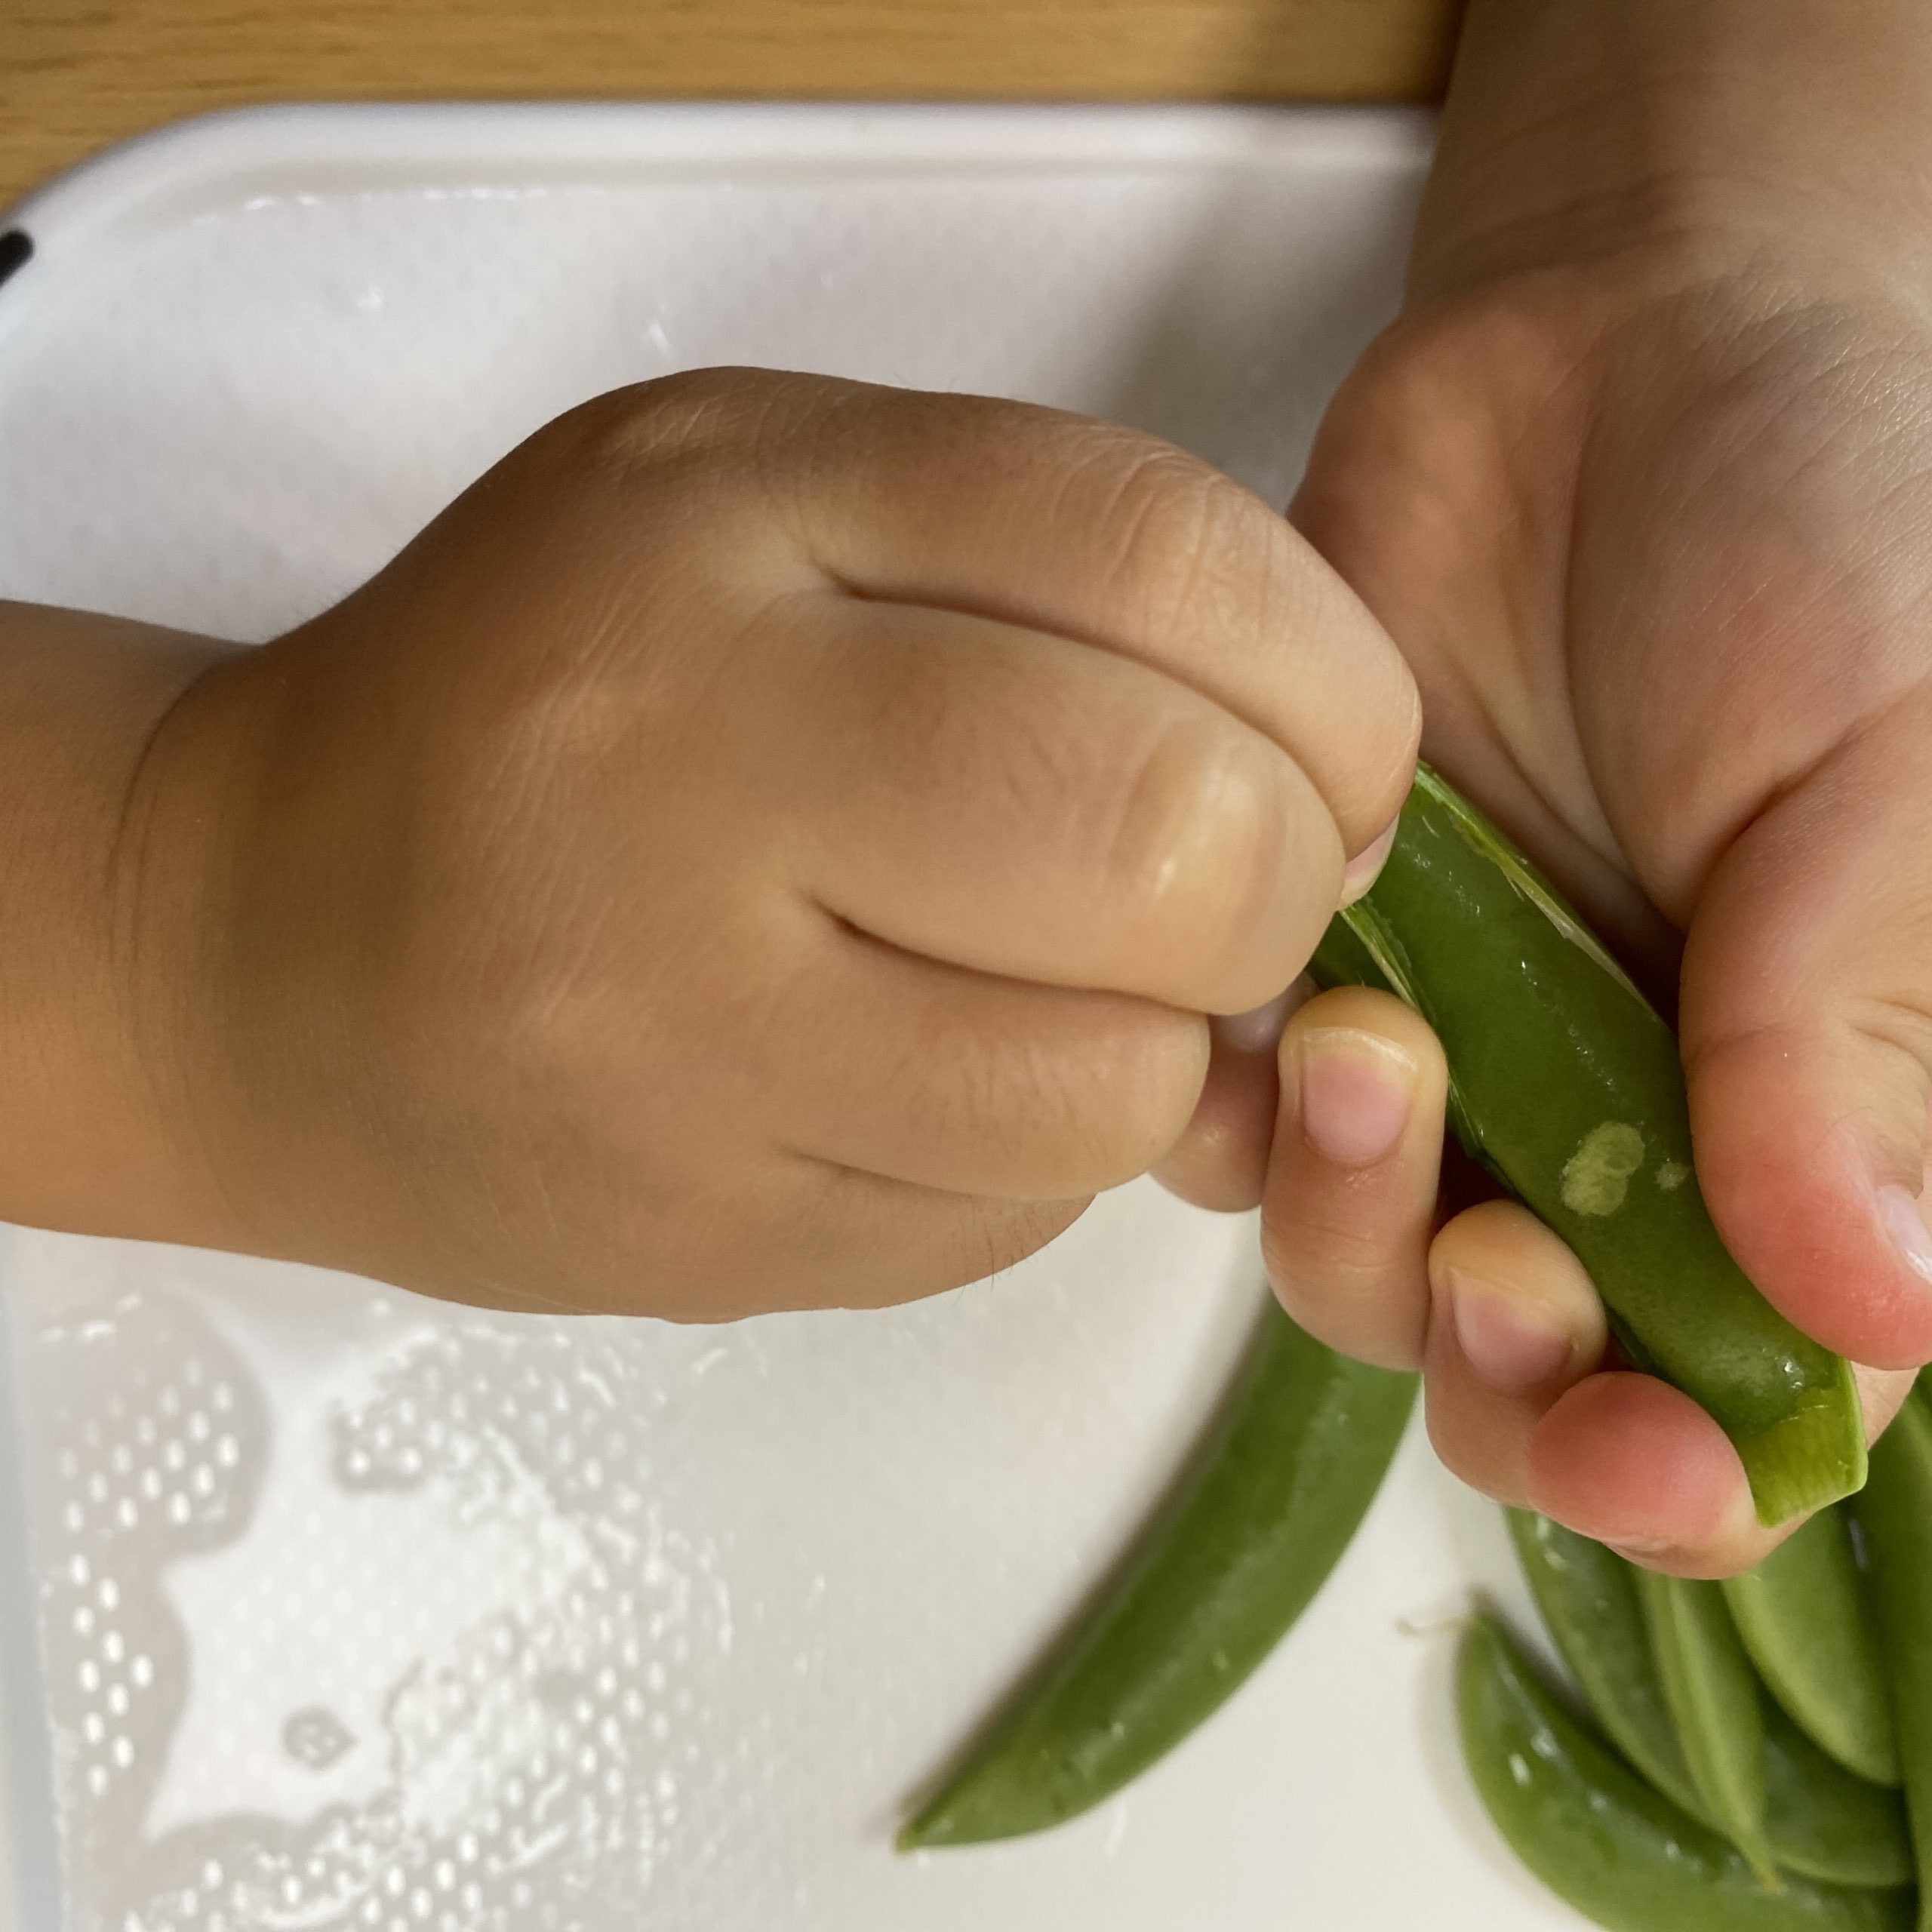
[0,231,33,291]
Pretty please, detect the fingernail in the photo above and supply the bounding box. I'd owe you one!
[1605,1536,1671,1559]
[1340,820,1399,906]
[1214,983,1303,1056]
[1297,1026,1416,1166]
[1878,1183,1932,1284]
[1445,1268,1576,1392]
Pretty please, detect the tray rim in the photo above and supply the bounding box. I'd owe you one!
[2,98,1436,263]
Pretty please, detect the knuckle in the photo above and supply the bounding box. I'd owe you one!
[1353,674,1424,832]
[551,368,793,482]
[990,1013,1204,1192]
[1106,720,1300,999]
[1091,445,1288,638]
[1263,1199,1403,1305]
[1083,1018,1211,1179]
[869,645,1105,849]
[1108,718,1277,916]
[1424,1399,1525,1506]
[934,1004,1194,1193]
[1263,1203,1426,1371]
[973,666,1107,834]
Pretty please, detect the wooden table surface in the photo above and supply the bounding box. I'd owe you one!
[8,0,1459,214]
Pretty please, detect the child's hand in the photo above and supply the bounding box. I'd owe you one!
[1162,0,1932,1577]
[122,371,1416,1317]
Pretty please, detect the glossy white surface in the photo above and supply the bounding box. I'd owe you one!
[0,103,1570,1931]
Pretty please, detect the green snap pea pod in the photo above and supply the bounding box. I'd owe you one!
[1309,767,1863,1524]
[1724,1509,1901,1787]
[1857,1396,1932,1932]
[897,1306,1416,1847]
[1507,1511,1914,1888]
[1509,1509,1710,1818]
[1458,1614,1915,1932]
[1766,1716,1922,1898]
[1636,1568,1780,1886]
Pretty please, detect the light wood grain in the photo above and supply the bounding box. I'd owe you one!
[5,0,1458,214]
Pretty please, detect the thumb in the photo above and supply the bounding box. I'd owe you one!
[1678,706,1932,1372]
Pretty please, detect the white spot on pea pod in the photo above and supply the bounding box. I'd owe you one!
[1559,1123,1646,1217]
[1655,1160,1690,1192]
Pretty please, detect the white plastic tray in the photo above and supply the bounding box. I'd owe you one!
[0,103,1566,1932]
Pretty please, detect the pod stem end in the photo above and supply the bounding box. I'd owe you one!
[1737,1371,1868,1526]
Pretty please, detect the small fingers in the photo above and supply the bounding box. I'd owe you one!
[1526,1375,1767,1579]
[653,1163,1093,1320]
[1260,986,1447,1370]
[789,598,1346,1014]
[1420,1199,1609,1507]
[1417,1222,1777,1574]
[549,371,1418,863]
[776,912,1209,1201]
[1418,1201,1919,1577]
[764,377,1422,857]
[1411,1196,1777,1576]
[775,1167,1092,1314]
[1152,983,1307,1212]
[1525,1363,1922,1580]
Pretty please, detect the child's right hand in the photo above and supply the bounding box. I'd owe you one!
[127,371,1417,1317]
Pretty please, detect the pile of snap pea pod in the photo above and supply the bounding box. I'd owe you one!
[1475,1422,1932,1928]
[901,770,1932,1930]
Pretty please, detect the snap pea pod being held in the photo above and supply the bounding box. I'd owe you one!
[1310,766,1864,1524]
